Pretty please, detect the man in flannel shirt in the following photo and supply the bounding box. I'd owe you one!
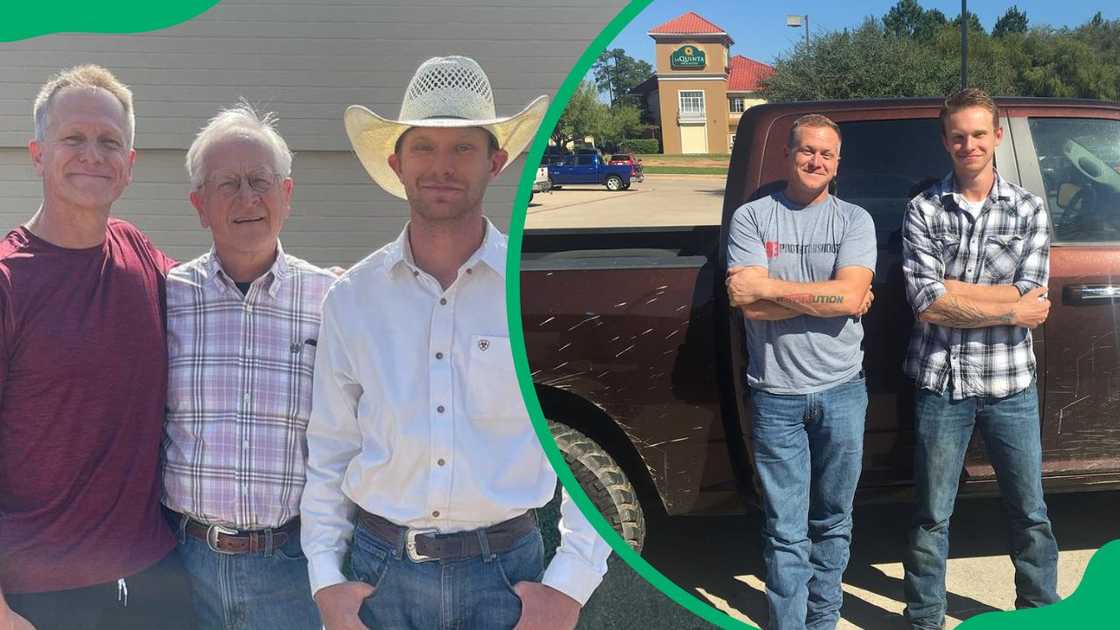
[161,102,335,630]
[901,88,1059,629]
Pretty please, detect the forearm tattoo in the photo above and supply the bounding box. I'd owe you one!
[774,294,844,305]
[925,294,1013,327]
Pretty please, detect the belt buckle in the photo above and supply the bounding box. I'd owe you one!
[405,528,439,563]
[206,524,241,555]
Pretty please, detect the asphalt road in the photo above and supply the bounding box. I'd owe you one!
[525,174,726,229]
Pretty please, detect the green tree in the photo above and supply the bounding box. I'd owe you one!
[596,104,643,151]
[992,6,1029,37]
[762,11,1120,103]
[762,18,954,101]
[884,0,947,41]
[592,49,654,107]
[552,82,605,150]
[951,11,986,34]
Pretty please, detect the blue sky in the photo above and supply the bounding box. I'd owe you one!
[600,0,1119,68]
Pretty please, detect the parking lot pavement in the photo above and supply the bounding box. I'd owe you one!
[525,174,726,229]
[636,491,1116,629]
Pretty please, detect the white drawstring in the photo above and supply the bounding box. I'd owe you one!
[117,578,128,607]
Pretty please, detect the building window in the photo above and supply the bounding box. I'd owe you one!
[679,91,705,116]
[730,97,745,113]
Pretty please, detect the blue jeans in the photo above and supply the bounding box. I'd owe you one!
[171,517,320,630]
[749,375,867,630]
[348,520,544,630]
[903,382,1059,629]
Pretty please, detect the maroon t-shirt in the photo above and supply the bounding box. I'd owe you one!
[0,219,177,593]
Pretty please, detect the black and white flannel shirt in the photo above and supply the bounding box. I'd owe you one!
[902,171,1050,400]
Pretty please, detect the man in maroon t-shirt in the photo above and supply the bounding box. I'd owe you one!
[0,65,195,630]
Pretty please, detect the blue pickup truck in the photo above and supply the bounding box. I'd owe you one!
[546,152,634,191]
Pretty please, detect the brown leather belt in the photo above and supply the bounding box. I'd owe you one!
[181,515,299,555]
[356,510,537,563]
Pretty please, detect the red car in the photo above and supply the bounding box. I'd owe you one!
[608,153,645,183]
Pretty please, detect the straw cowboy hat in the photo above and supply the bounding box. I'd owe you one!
[344,55,549,199]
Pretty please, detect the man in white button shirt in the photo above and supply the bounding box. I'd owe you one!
[301,56,611,630]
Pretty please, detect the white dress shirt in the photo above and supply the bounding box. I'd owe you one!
[300,219,610,604]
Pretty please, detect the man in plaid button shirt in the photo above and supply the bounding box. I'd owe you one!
[161,102,335,630]
[900,89,1059,629]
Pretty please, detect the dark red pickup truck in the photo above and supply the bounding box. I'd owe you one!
[521,97,1120,551]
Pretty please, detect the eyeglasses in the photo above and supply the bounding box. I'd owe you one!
[205,171,283,198]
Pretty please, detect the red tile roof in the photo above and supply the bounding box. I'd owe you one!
[728,55,775,92]
[649,11,728,36]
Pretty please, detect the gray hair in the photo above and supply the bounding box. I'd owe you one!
[34,65,136,148]
[186,100,293,190]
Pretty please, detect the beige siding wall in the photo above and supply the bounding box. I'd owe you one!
[656,79,730,155]
[0,0,625,267]
[652,37,729,75]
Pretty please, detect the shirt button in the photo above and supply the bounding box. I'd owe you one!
[466,268,473,274]
[437,458,446,466]
[437,405,445,413]
[435,352,443,360]
[440,298,447,306]
[413,270,419,277]
[432,510,440,518]
[243,393,250,402]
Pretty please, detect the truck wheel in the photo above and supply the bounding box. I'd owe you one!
[605,175,623,191]
[545,421,646,552]
[548,177,560,190]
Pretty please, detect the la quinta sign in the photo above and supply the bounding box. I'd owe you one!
[670,45,706,69]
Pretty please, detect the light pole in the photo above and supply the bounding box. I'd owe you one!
[787,14,810,48]
[960,0,969,89]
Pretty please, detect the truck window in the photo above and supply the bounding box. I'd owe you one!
[576,155,595,166]
[1028,118,1120,243]
[835,119,952,246]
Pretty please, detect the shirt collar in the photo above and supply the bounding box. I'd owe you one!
[382,217,507,279]
[201,240,290,296]
[938,170,1013,207]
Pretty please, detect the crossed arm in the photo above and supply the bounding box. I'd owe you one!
[902,199,1051,329]
[727,265,874,320]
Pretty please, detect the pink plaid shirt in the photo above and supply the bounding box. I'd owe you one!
[162,244,335,528]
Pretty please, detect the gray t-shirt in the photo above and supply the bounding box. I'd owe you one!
[727,192,877,394]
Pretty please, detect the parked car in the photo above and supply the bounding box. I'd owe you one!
[546,152,634,191]
[608,153,645,183]
[521,97,1120,551]
[529,165,551,202]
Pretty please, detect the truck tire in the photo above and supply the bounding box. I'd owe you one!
[548,177,560,190]
[546,421,646,552]
[604,175,623,191]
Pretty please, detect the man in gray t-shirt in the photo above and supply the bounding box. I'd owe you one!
[726,114,875,630]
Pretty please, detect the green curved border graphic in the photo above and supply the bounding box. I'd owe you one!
[505,1,753,627]
[958,538,1118,629]
[504,2,1118,629]
[1,0,220,42]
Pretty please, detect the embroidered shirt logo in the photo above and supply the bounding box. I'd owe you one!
[478,339,490,351]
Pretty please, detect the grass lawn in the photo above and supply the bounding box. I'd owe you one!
[635,153,729,175]
[635,153,729,161]
[643,165,728,175]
